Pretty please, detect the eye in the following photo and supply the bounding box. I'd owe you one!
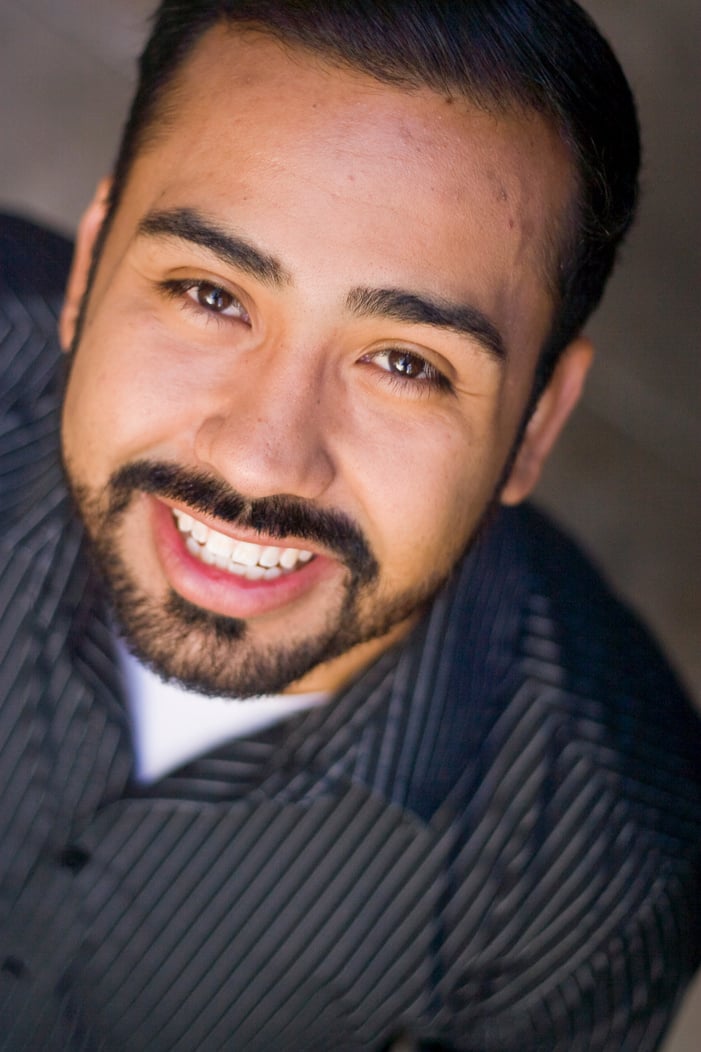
[364,347,452,393]
[158,278,250,324]
[186,281,249,320]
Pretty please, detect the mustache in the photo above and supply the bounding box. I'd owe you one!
[107,460,379,584]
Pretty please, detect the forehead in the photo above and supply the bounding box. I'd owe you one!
[115,26,575,351]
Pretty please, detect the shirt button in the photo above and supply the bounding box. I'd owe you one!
[59,845,91,872]
[1,956,27,979]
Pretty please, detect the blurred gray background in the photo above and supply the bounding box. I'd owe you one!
[1,2,699,1048]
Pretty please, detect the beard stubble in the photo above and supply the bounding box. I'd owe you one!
[65,458,453,698]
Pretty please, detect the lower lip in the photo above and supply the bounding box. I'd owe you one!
[150,497,335,619]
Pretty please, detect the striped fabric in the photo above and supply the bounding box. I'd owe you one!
[1,215,700,1051]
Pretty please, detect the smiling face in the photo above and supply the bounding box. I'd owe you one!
[61,27,589,697]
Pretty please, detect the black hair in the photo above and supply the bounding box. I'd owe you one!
[102,0,641,391]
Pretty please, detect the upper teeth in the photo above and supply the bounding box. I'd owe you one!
[173,509,314,579]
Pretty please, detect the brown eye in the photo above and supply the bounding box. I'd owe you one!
[360,346,452,394]
[158,278,251,325]
[184,281,250,322]
[386,349,426,378]
[371,347,432,381]
[196,283,234,312]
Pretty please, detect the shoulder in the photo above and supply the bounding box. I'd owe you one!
[0,212,72,400]
[495,501,693,709]
[434,506,701,1037]
[453,501,701,844]
[0,214,73,527]
[0,212,73,294]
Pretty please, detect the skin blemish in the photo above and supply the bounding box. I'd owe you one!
[485,167,509,205]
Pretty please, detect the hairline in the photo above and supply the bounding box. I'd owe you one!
[109,21,579,317]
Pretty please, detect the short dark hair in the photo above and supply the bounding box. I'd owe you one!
[104,0,641,391]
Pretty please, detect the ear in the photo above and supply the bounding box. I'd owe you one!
[59,177,112,351]
[500,335,594,505]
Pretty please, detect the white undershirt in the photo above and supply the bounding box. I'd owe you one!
[117,642,329,784]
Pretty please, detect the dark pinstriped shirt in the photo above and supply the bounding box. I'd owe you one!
[1,216,700,1051]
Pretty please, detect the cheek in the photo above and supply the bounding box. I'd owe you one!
[63,318,210,473]
[347,413,498,580]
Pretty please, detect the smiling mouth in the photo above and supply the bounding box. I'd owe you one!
[173,509,315,581]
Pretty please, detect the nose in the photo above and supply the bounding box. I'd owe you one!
[193,346,337,501]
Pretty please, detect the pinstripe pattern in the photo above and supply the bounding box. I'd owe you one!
[1,215,700,1050]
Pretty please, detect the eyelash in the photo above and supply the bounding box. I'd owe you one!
[157,278,452,394]
[158,278,250,324]
[361,348,453,395]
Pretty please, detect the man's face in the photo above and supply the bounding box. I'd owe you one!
[61,27,578,697]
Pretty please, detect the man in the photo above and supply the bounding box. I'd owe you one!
[1,1,699,1049]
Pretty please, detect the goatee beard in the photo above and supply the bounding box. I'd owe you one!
[64,459,445,698]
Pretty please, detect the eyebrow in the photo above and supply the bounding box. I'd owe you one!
[137,208,290,287]
[346,286,508,363]
[137,207,506,362]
